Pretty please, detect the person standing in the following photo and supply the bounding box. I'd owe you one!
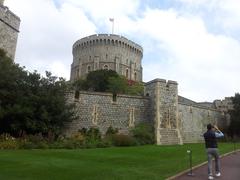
[203,124,224,180]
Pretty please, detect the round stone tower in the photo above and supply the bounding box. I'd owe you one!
[71,34,143,82]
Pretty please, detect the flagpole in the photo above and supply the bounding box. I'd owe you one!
[109,18,114,34]
[112,20,114,34]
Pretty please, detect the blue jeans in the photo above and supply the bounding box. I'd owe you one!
[206,148,220,175]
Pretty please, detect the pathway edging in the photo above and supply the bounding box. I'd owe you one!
[166,149,240,180]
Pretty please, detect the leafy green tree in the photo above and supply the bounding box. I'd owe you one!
[0,49,75,137]
[228,93,240,137]
[126,81,144,96]
[86,69,118,92]
[107,76,128,94]
[73,70,118,92]
[73,69,144,96]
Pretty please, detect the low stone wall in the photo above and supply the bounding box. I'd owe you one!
[65,91,151,136]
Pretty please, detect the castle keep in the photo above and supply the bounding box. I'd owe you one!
[0,0,20,60]
[67,34,229,145]
[71,34,143,82]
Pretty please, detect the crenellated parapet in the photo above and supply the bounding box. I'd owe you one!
[71,34,143,82]
[73,34,143,56]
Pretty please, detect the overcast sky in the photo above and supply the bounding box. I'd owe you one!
[4,0,240,102]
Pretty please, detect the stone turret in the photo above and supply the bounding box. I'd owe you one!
[145,79,183,145]
[0,1,20,60]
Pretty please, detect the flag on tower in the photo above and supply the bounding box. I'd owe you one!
[109,18,114,22]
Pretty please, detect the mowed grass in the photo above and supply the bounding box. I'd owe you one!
[0,143,239,180]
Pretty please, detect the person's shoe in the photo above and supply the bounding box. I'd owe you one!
[215,172,221,177]
[208,175,214,180]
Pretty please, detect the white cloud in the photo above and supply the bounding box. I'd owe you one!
[123,7,240,101]
[5,0,96,79]
[4,0,240,102]
[176,0,240,31]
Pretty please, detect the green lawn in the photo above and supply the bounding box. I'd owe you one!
[0,143,239,180]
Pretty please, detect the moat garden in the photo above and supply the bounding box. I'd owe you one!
[0,143,239,180]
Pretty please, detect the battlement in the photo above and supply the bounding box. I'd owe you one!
[0,3,20,60]
[73,34,143,57]
[0,0,4,6]
[0,5,20,32]
[145,78,178,87]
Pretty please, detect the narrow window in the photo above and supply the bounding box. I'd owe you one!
[126,69,129,78]
[112,93,117,102]
[103,64,109,70]
[74,91,80,99]
[87,65,91,73]
[134,72,137,81]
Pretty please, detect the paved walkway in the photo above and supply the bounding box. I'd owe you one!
[173,151,240,180]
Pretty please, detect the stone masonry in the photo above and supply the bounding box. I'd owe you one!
[0,0,20,60]
[145,79,183,145]
[65,91,151,136]
[66,79,226,145]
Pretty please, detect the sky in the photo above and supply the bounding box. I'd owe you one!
[4,0,240,102]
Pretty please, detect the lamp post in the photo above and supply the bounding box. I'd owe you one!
[233,136,236,154]
[187,150,194,176]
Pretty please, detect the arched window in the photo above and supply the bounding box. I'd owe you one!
[134,72,137,81]
[126,68,129,78]
[87,65,91,73]
[103,64,109,70]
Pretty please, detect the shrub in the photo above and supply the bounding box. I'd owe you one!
[0,139,19,149]
[86,127,101,140]
[112,134,135,146]
[105,126,118,136]
[0,133,19,149]
[131,123,155,145]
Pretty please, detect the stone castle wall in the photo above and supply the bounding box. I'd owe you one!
[65,79,228,145]
[65,91,150,136]
[71,34,143,82]
[0,3,20,59]
[178,103,224,143]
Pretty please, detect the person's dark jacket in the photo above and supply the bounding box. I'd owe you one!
[203,130,218,148]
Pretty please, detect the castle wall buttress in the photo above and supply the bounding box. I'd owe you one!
[145,79,183,145]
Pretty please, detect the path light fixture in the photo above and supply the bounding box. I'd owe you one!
[187,150,194,176]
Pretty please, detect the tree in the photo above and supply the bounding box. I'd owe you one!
[126,81,144,96]
[107,76,128,94]
[228,93,240,137]
[73,69,144,96]
[0,49,75,137]
[86,69,118,92]
[73,69,118,92]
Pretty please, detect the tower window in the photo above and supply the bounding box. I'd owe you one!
[103,65,109,70]
[87,65,91,73]
[134,72,137,81]
[112,93,117,102]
